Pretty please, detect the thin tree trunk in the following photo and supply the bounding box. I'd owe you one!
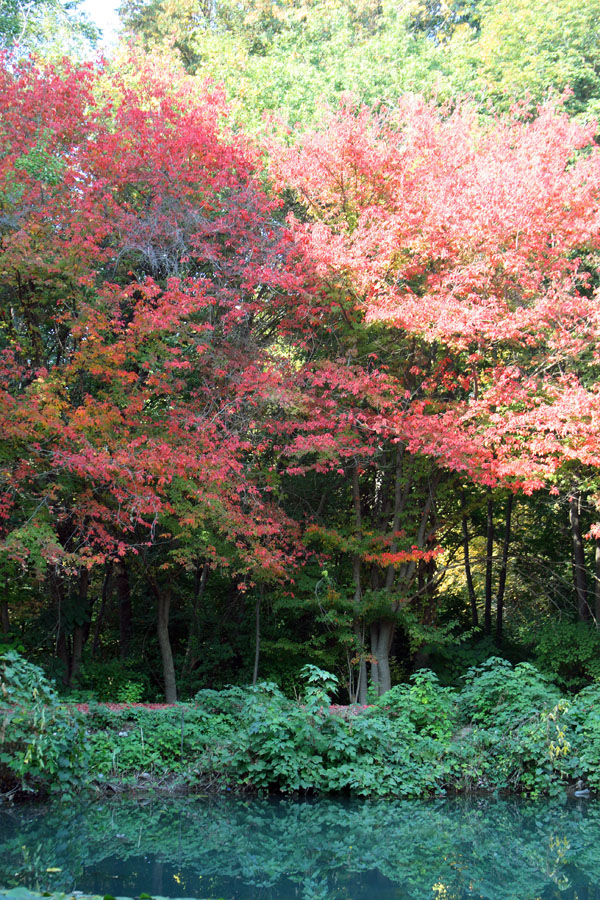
[69,568,92,686]
[595,540,600,627]
[183,561,209,675]
[116,560,133,661]
[252,586,262,686]
[461,491,478,628]
[496,494,513,644]
[56,632,70,685]
[51,570,70,685]
[0,601,9,634]
[484,495,494,635]
[92,563,112,657]
[151,860,164,896]
[570,492,590,622]
[151,579,177,703]
[368,446,405,697]
[70,626,85,685]
[351,462,368,704]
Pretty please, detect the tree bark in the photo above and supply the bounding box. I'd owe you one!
[461,491,478,628]
[183,561,209,675]
[69,568,91,686]
[370,620,395,695]
[0,601,9,634]
[151,579,178,703]
[595,540,600,628]
[70,626,85,686]
[151,860,164,896]
[116,560,133,661]
[56,631,70,685]
[368,446,405,697]
[92,563,112,657]
[484,495,494,635]
[351,461,368,704]
[252,586,262,686]
[51,570,70,685]
[496,494,513,644]
[570,492,590,622]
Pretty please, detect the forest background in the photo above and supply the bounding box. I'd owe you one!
[3,0,600,708]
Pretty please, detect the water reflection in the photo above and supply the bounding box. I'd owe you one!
[1,795,600,899]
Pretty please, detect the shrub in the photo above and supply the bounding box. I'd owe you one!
[459,657,560,729]
[0,650,88,796]
[74,658,152,703]
[454,658,575,795]
[533,623,600,690]
[377,669,457,741]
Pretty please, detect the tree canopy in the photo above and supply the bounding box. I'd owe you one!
[2,0,600,705]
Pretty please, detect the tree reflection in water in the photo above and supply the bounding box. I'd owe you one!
[1,796,600,900]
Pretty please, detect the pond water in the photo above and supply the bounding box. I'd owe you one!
[1,795,600,900]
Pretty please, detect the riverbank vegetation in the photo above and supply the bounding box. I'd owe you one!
[2,0,600,767]
[3,650,600,799]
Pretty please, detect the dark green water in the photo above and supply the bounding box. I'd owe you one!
[1,795,600,900]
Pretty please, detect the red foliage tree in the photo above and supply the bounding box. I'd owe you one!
[271,97,600,693]
[0,53,304,696]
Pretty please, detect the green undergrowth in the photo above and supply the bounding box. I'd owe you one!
[2,653,600,799]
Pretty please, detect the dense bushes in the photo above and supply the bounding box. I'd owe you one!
[2,652,600,799]
[0,651,88,796]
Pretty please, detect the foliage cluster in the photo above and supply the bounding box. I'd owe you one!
[118,0,600,128]
[5,652,600,800]
[0,651,88,797]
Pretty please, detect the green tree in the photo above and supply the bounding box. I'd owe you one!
[0,0,99,57]
[442,0,600,117]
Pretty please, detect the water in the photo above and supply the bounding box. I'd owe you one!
[1,795,599,900]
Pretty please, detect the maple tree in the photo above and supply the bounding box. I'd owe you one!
[270,96,600,693]
[0,52,305,698]
[3,41,600,702]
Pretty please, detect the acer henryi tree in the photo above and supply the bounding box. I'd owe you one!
[271,97,600,694]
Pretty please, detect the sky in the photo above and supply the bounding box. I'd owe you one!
[80,0,122,46]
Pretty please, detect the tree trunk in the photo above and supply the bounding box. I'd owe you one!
[351,461,368,704]
[570,492,590,622]
[461,492,478,628]
[51,570,70,685]
[70,625,85,685]
[495,494,513,644]
[151,579,178,703]
[352,562,368,705]
[69,568,91,686]
[92,564,112,657]
[0,601,9,634]
[252,586,262,686]
[183,561,209,675]
[595,540,600,628]
[370,620,394,695]
[484,495,494,635]
[56,631,70,685]
[116,561,133,661]
[348,622,368,704]
[151,860,164,896]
